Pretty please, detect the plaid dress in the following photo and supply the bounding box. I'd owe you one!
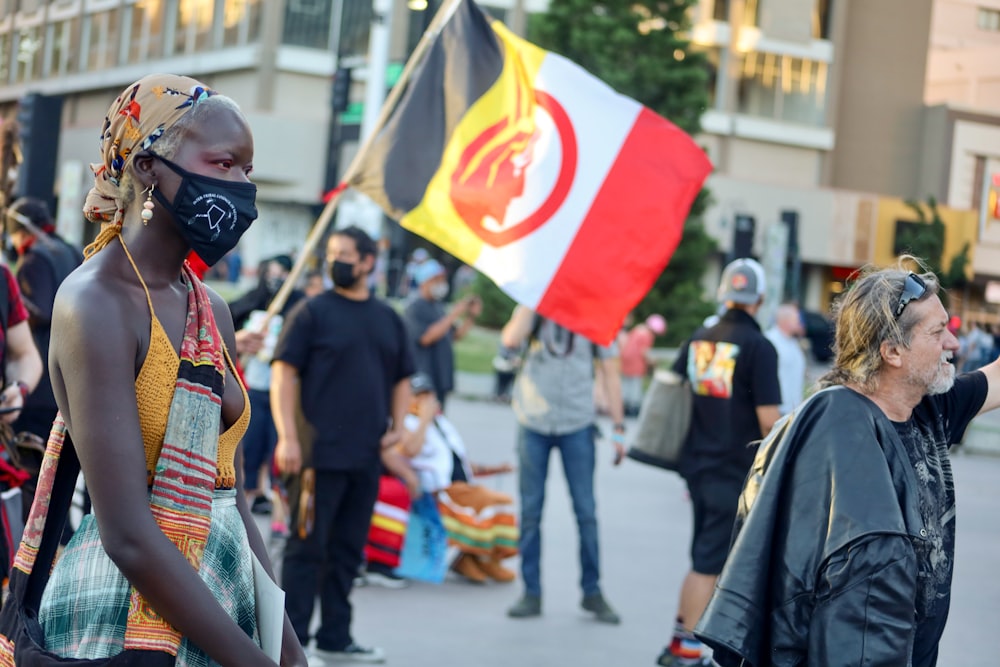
[38,490,257,665]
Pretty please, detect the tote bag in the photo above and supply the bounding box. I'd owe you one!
[626,369,692,472]
[394,493,448,584]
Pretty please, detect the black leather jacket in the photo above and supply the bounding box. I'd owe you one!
[696,386,929,667]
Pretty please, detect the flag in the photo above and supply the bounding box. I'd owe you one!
[350,0,712,345]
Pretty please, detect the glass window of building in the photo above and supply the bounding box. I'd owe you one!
[339,0,372,58]
[813,0,833,39]
[737,51,827,126]
[224,0,261,46]
[978,7,1000,31]
[85,10,122,72]
[0,32,10,84]
[283,0,333,49]
[177,0,216,54]
[15,26,43,83]
[712,0,729,21]
[130,0,166,63]
[742,0,759,27]
[48,17,82,77]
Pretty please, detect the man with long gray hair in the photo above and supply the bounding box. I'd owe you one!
[696,257,1000,667]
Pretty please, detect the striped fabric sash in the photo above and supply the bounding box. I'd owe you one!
[124,264,226,653]
[13,264,227,657]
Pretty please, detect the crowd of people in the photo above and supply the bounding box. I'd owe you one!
[0,70,989,667]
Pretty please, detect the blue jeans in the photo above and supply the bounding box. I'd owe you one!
[517,424,601,598]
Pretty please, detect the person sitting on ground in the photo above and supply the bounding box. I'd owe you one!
[382,373,518,584]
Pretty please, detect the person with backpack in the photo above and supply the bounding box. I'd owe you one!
[5,197,83,440]
[500,305,626,625]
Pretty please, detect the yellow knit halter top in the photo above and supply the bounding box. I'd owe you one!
[123,241,250,489]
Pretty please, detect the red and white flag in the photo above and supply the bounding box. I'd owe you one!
[350,0,712,344]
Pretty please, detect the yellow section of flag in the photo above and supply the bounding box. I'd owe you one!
[400,19,547,266]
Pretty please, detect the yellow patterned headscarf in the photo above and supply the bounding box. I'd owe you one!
[82,74,215,256]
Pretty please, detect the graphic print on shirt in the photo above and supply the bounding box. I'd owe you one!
[687,341,740,398]
[897,419,955,621]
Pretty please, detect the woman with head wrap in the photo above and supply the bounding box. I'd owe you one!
[16,75,307,666]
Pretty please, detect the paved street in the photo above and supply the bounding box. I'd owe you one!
[258,373,1000,667]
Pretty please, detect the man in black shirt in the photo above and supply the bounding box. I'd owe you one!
[697,259,1000,667]
[5,197,83,440]
[272,226,414,665]
[659,258,781,667]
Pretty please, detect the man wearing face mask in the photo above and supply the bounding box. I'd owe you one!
[404,258,481,410]
[271,225,414,664]
[229,255,303,518]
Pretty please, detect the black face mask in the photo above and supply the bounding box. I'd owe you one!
[150,153,258,266]
[331,260,358,288]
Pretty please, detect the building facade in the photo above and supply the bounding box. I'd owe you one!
[0,0,995,320]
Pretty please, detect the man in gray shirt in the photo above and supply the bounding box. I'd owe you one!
[500,305,626,624]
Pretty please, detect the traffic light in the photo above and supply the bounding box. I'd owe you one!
[332,67,352,113]
[16,92,63,205]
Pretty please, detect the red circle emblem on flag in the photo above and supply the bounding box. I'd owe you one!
[450,89,577,248]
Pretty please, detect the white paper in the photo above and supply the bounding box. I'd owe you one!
[251,551,285,662]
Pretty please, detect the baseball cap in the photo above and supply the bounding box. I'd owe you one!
[412,247,430,262]
[717,258,766,305]
[410,373,435,395]
[414,259,446,287]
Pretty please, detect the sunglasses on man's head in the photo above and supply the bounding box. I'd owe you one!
[894,272,928,319]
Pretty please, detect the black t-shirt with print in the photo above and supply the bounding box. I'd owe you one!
[672,308,781,480]
[891,370,986,667]
[273,291,415,471]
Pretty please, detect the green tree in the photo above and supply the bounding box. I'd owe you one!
[898,196,970,292]
[529,0,717,345]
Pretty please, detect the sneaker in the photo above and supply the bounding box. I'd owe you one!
[250,495,273,515]
[656,649,714,667]
[312,643,386,664]
[364,562,409,589]
[507,594,542,618]
[581,593,621,625]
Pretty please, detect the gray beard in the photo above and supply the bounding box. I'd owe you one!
[926,363,956,396]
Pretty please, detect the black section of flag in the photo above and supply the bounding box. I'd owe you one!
[349,0,505,219]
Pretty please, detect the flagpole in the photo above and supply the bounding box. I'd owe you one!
[259,0,467,323]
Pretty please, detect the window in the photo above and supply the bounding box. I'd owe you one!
[339,0,372,58]
[49,17,81,77]
[85,10,122,72]
[129,0,164,62]
[978,7,1000,31]
[177,0,215,54]
[15,26,43,83]
[224,0,261,47]
[737,51,828,126]
[0,33,10,84]
[283,0,333,49]
[813,0,833,39]
[712,0,729,22]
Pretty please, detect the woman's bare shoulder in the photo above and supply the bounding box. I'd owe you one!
[53,259,137,348]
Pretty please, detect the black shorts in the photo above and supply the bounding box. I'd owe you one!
[688,474,744,575]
